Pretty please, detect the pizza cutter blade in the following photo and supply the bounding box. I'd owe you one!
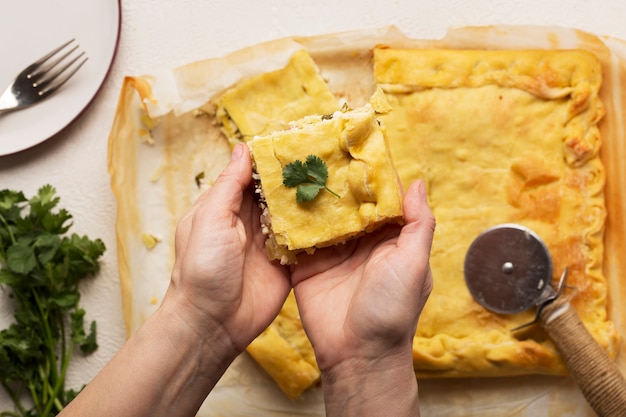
[464,223,626,417]
[464,223,552,315]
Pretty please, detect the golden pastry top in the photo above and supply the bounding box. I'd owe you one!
[216,48,339,142]
[375,47,605,167]
[248,101,404,262]
[374,48,601,97]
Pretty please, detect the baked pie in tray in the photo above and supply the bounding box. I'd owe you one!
[374,46,616,376]
[107,25,626,416]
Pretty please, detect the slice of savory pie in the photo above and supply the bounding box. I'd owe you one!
[247,291,320,399]
[216,48,339,143]
[247,96,404,264]
[374,47,619,376]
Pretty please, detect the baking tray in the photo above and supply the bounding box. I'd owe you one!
[107,25,626,416]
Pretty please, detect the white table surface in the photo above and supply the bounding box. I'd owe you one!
[2,0,626,413]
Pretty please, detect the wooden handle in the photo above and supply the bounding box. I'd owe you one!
[540,299,626,416]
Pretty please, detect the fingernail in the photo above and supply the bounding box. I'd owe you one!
[231,143,244,161]
[417,180,427,201]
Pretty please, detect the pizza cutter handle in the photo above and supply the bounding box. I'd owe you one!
[540,299,626,417]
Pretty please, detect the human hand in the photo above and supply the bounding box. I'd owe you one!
[60,144,291,417]
[291,179,434,369]
[165,143,291,356]
[290,180,434,416]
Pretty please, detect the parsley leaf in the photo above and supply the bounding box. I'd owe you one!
[282,155,340,203]
[0,185,105,417]
[282,160,310,188]
[296,183,325,203]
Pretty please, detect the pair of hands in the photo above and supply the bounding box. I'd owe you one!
[170,142,435,379]
[57,142,434,417]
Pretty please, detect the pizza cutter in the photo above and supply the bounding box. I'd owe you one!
[464,224,626,417]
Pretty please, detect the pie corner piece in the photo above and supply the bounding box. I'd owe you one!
[216,48,339,144]
[373,46,619,377]
[247,96,405,265]
[246,292,321,400]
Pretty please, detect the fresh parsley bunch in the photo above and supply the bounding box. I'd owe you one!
[0,185,105,417]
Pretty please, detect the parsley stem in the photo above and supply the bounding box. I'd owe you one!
[32,290,59,386]
[324,186,341,199]
[0,213,16,245]
[27,382,42,416]
[38,364,49,406]
[0,213,15,264]
[42,342,72,417]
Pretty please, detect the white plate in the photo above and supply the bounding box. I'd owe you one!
[0,0,121,156]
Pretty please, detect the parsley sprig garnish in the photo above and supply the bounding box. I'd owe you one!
[282,155,340,203]
[0,185,105,417]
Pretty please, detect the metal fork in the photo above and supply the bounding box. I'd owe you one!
[0,39,88,115]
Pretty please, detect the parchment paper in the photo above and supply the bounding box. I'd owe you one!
[107,25,626,416]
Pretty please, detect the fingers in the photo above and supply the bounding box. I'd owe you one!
[396,180,436,271]
[403,180,433,226]
[382,180,435,319]
[290,239,358,285]
[197,143,252,219]
[173,144,252,262]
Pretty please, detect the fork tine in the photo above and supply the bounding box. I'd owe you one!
[0,39,89,112]
[29,39,76,72]
[38,55,88,97]
[35,50,87,88]
[27,40,88,97]
[30,45,80,80]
